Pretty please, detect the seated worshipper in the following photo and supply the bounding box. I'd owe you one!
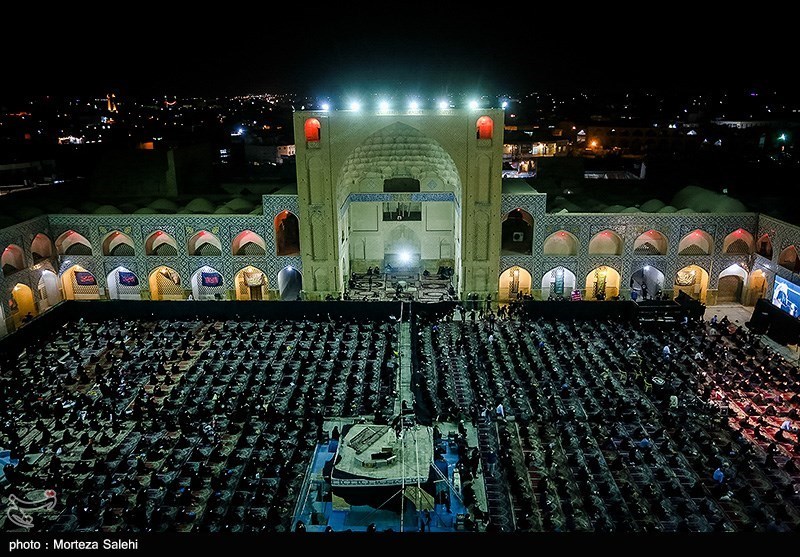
[777,418,796,442]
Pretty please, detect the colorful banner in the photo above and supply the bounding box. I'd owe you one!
[201,272,223,287]
[118,271,139,286]
[74,271,97,286]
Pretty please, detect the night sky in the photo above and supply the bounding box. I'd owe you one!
[2,9,794,99]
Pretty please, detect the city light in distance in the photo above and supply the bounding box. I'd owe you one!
[468,100,479,110]
[378,100,390,112]
[438,100,449,110]
[409,100,419,111]
[321,103,330,111]
[501,101,508,108]
[349,101,361,112]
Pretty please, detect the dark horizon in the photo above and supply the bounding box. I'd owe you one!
[1,10,795,102]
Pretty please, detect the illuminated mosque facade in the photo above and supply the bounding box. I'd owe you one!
[1,106,800,336]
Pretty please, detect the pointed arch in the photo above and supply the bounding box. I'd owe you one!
[678,229,713,256]
[585,266,621,300]
[778,245,800,273]
[630,266,665,299]
[588,230,623,255]
[37,270,62,310]
[187,230,222,256]
[541,266,577,299]
[722,228,754,255]
[274,211,300,256]
[60,265,100,300]
[543,230,578,256]
[55,230,92,256]
[756,233,773,259]
[2,245,25,275]
[31,233,54,261]
[101,231,136,256]
[145,230,178,256]
[9,283,36,326]
[498,266,532,301]
[191,266,226,300]
[673,264,709,303]
[501,208,534,255]
[106,266,141,300]
[717,264,748,303]
[232,230,266,256]
[148,267,183,300]
[304,117,321,142]
[277,266,303,300]
[234,266,269,300]
[632,229,667,255]
[476,116,494,140]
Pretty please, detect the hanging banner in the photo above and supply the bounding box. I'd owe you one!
[553,267,565,295]
[118,271,139,286]
[201,272,223,287]
[74,271,97,286]
[243,271,265,287]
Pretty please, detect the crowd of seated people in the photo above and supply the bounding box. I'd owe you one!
[414,310,800,531]
[0,314,398,532]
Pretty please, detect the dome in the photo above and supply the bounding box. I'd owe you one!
[639,199,666,212]
[671,186,747,213]
[676,207,696,214]
[225,197,254,212]
[214,206,235,215]
[249,206,263,215]
[15,206,44,220]
[59,207,80,214]
[339,122,461,192]
[181,198,215,214]
[621,206,641,213]
[79,201,100,213]
[93,205,122,214]
[602,205,627,213]
[117,203,139,214]
[133,207,159,214]
[658,205,678,213]
[149,198,179,212]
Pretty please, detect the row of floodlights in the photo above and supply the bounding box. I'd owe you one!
[317,100,509,112]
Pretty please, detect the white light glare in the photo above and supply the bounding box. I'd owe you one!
[469,100,479,110]
[501,101,508,109]
[379,100,390,112]
[399,251,411,264]
[438,100,449,110]
[349,101,361,112]
[321,103,330,111]
[409,100,419,111]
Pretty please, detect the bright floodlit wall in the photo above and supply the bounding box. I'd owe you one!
[293,108,505,299]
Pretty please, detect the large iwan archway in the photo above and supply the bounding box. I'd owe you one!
[778,246,800,273]
[148,267,183,300]
[188,231,222,256]
[274,211,300,256]
[541,266,576,299]
[498,266,532,301]
[585,266,621,300]
[2,245,25,275]
[674,265,709,303]
[756,234,773,259]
